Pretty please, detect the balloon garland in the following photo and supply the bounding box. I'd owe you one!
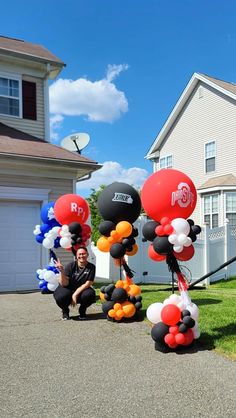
[33,194,91,293]
[141,169,201,352]
[97,182,143,321]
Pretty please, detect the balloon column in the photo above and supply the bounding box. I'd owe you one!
[36,255,60,293]
[141,169,202,351]
[97,182,143,321]
[33,194,91,293]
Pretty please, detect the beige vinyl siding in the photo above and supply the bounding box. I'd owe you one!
[0,75,45,139]
[158,81,236,224]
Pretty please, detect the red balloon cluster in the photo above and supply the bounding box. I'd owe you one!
[151,304,195,351]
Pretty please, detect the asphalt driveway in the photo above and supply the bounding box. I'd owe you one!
[0,292,235,418]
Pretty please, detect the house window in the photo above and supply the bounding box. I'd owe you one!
[205,141,215,173]
[225,193,236,226]
[203,194,219,228]
[0,75,20,117]
[160,155,173,169]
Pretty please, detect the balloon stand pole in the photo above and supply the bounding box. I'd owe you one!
[171,271,175,294]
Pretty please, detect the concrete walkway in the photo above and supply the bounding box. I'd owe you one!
[0,292,235,418]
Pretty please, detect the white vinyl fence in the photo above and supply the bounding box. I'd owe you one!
[91,217,236,286]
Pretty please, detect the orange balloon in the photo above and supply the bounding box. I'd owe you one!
[116,309,125,320]
[108,309,116,318]
[114,303,122,311]
[128,284,141,297]
[99,291,105,301]
[97,236,111,252]
[116,221,132,238]
[110,230,120,240]
[115,280,124,288]
[126,243,138,256]
[121,301,136,318]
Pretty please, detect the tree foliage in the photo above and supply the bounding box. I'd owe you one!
[86,185,106,245]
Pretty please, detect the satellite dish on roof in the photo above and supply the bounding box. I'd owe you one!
[61,132,90,154]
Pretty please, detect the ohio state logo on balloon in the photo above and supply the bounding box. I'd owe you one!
[171,182,194,208]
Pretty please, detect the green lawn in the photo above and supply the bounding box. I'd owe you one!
[94,278,236,359]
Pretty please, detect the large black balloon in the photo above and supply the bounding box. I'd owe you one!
[110,243,126,259]
[102,300,115,315]
[98,220,116,236]
[104,284,116,295]
[97,182,141,224]
[111,287,128,302]
[153,236,173,255]
[151,322,169,342]
[68,222,82,235]
[142,221,159,241]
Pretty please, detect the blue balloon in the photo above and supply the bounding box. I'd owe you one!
[40,223,51,234]
[38,279,45,289]
[41,202,56,224]
[36,234,44,244]
[54,237,61,248]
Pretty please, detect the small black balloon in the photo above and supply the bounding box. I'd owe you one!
[135,295,142,302]
[181,309,191,318]
[183,316,195,328]
[98,220,116,237]
[68,222,82,235]
[100,286,106,293]
[131,227,139,238]
[187,219,195,226]
[188,231,197,242]
[154,341,170,353]
[192,225,201,235]
[129,296,136,303]
[153,236,173,255]
[151,322,169,342]
[111,287,128,302]
[110,243,126,259]
[104,293,111,301]
[135,301,142,310]
[104,284,116,295]
[178,323,188,333]
[102,300,115,315]
[142,221,159,241]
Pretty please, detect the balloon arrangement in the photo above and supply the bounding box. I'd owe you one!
[141,169,202,352]
[96,182,143,321]
[33,194,91,293]
[36,255,60,293]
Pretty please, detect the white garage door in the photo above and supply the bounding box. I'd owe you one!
[0,201,41,291]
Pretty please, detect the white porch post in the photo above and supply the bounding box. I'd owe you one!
[224,218,230,278]
[204,223,210,286]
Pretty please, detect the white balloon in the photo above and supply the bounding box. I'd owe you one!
[169,294,182,304]
[43,238,53,249]
[192,322,201,339]
[146,302,163,324]
[184,237,192,247]
[60,236,72,249]
[44,270,55,282]
[171,218,190,235]
[186,303,199,320]
[177,301,185,310]
[47,282,59,292]
[168,234,178,244]
[178,233,188,245]
[173,245,183,253]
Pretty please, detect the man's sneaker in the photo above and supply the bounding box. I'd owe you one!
[61,310,70,320]
[78,310,87,320]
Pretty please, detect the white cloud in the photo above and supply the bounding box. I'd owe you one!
[76,161,148,196]
[49,64,129,123]
[50,114,64,142]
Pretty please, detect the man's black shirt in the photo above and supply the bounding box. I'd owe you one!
[64,261,95,291]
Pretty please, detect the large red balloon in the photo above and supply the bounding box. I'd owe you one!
[54,194,89,225]
[161,304,181,326]
[141,169,197,222]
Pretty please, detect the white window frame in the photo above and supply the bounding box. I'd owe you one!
[204,140,216,174]
[159,154,173,169]
[225,192,236,226]
[0,71,22,118]
[203,193,219,228]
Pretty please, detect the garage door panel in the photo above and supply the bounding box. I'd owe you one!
[0,201,41,291]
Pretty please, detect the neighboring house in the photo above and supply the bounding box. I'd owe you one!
[0,36,101,291]
[145,72,236,229]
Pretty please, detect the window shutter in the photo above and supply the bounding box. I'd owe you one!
[22,80,37,120]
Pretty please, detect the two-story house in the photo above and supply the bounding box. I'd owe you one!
[0,35,101,291]
[145,73,236,229]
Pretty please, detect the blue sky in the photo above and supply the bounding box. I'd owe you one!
[2,0,236,196]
